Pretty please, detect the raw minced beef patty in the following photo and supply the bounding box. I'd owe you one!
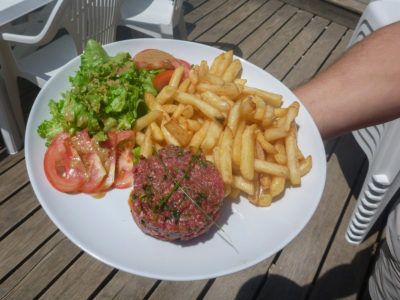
[129,145,225,241]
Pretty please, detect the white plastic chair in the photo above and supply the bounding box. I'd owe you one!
[346,0,400,244]
[118,0,187,39]
[0,0,122,154]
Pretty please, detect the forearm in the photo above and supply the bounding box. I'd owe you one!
[294,21,400,139]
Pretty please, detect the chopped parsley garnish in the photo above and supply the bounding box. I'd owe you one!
[195,192,207,205]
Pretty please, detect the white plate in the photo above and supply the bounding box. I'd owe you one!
[25,39,326,281]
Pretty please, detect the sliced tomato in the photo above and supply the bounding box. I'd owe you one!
[98,148,116,191]
[114,147,134,189]
[153,70,175,91]
[115,130,135,145]
[44,133,86,193]
[133,49,177,70]
[79,151,107,193]
[71,130,107,193]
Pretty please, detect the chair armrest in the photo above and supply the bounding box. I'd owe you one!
[1,32,45,45]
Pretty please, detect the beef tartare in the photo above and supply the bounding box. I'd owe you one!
[129,145,225,241]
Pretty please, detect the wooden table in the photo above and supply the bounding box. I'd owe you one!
[0,0,381,299]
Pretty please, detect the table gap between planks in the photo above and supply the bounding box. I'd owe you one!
[0,0,382,299]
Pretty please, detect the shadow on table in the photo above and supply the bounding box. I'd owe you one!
[235,245,374,300]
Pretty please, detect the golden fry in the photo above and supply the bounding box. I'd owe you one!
[186,119,201,131]
[175,92,225,122]
[299,155,312,176]
[169,66,184,88]
[189,68,199,86]
[201,91,230,112]
[213,146,221,173]
[258,192,273,207]
[240,125,256,180]
[256,131,277,154]
[215,50,233,76]
[199,60,209,79]
[285,134,301,185]
[150,122,164,143]
[260,175,271,189]
[283,102,300,131]
[178,78,191,92]
[262,105,274,128]
[228,188,241,199]
[227,100,241,135]
[182,105,194,118]
[135,110,163,131]
[189,120,210,148]
[162,104,178,114]
[222,59,242,82]
[156,85,176,104]
[255,142,265,160]
[220,128,233,184]
[240,96,256,120]
[254,159,289,178]
[161,122,180,146]
[201,73,225,86]
[196,82,240,99]
[274,108,288,118]
[233,176,255,195]
[164,119,192,147]
[232,121,246,168]
[201,120,223,152]
[210,53,224,75]
[253,96,266,121]
[270,176,286,197]
[264,128,288,142]
[142,126,153,158]
[242,86,283,107]
[274,142,287,165]
[172,103,185,119]
[136,131,145,147]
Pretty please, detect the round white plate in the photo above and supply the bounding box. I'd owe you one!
[25,39,326,281]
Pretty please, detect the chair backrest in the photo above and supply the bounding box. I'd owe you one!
[2,0,122,53]
[62,0,122,53]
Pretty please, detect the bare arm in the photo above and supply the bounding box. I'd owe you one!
[294,21,400,139]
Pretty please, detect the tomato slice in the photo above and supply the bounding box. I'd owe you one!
[98,148,116,191]
[114,147,134,189]
[153,70,175,91]
[79,152,107,193]
[44,133,86,193]
[133,49,177,70]
[71,130,107,193]
[116,130,135,145]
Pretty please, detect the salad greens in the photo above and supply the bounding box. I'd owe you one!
[38,39,158,144]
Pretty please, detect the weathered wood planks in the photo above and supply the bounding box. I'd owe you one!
[282,22,347,88]
[0,159,29,202]
[94,272,157,300]
[0,184,39,237]
[248,10,313,68]
[266,16,331,81]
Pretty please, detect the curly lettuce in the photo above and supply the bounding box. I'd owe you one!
[38,39,157,144]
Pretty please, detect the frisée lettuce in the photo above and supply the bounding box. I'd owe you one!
[38,39,157,144]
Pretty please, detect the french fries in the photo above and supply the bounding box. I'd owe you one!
[130,50,312,207]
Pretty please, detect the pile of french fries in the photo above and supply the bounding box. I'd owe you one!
[134,50,312,207]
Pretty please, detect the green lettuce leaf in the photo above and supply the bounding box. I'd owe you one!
[38,39,156,143]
